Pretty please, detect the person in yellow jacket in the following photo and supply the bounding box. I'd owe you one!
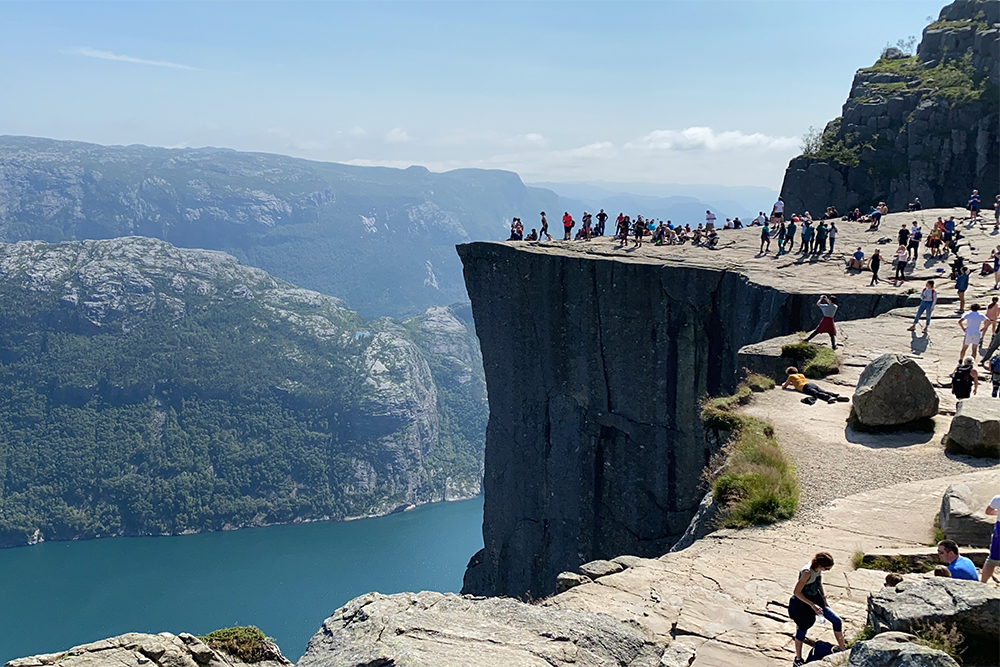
[782,367,849,405]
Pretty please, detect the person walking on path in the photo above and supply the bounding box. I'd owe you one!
[959,304,989,361]
[784,219,797,252]
[982,495,1000,583]
[898,224,910,249]
[788,552,847,666]
[893,245,908,283]
[776,221,786,250]
[908,280,938,332]
[937,540,979,580]
[804,295,838,349]
[986,296,999,340]
[562,212,574,240]
[760,221,771,254]
[539,212,551,241]
[827,221,837,253]
[907,226,922,261]
[955,268,971,312]
[950,357,979,399]
[869,248,882,285]
[782,367,848,404]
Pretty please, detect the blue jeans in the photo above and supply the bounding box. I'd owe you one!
[913,300,934,326]
[788,597,843,640]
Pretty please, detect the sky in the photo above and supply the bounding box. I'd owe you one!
[0,0,946,189]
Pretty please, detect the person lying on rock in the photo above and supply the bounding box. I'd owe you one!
[789,552,847,666]
[936,539,979,581]
[782,367,849,405]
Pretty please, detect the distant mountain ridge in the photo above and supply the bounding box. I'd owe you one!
[0,236,485,546]
[0,136,557,318]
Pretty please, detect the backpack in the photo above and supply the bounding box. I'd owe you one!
[952,365,974,396]
[807,641,835,662]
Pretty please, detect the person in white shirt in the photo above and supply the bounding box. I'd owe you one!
[755,212,767,226]
[772,197,785,221]
[705,210,717,230]
[959,304,990,361]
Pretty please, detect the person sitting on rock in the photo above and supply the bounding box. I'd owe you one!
[525,228,538,241]
[982,494,1000,583]
[846,247,865,271]
[936,540,979,581]
[781,367,848,405]
[788,552,847,666]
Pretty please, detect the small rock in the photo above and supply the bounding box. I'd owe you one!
[945,397,1000,458]
[852,354,939,427]
[611,555,643,569]
[848,631,958,666]
[577,559,624,579]
[556,571,592,593]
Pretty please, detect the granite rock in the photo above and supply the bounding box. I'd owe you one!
[945,397,1000,458]
[852,354,939,427]
[556,571,592,593]
[847,632,958,667]
[577,559,625,579]
[940,480,997,547]
[297,591,663,667]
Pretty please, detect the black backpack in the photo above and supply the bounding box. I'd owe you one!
[952,365,973,396]
[807,641,835,662]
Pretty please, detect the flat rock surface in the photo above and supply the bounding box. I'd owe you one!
[298,591,662,667]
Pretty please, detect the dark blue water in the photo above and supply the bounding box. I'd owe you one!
[0,496,483,663]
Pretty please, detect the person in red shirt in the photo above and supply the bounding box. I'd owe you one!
[562,212,574,240]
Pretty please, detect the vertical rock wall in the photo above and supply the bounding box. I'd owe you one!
[458,242,907,598]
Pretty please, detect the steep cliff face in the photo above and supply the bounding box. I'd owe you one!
[458,242,909,598]
[780,0,999,214]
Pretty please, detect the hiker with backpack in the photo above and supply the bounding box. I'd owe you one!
[789,552,846,666]
[951,357,979,400]
[988,351,1000,398]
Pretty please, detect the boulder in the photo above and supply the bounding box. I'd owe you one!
[852,354,939,427]
[298,591,663,667]
[940,479,998,547]
[669,491,719,553]
[556,571,591,593]
[847,632,958,667]
[945,397,1000,458]
[577,559,624,579]
[866,579,1000,666]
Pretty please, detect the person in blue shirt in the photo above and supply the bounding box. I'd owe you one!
[955,268,971,312]
[969,189,981,220]
[937,539,979,581]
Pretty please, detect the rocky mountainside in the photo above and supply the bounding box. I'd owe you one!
[780,0,998,214]
[0,236,485,547]
[0,136,557,318]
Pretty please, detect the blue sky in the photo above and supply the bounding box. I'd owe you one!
[1,1,945,188]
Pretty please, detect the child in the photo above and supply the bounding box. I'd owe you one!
[782,366,848,405]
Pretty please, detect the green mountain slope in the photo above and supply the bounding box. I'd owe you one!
[0,136,557,318]
[0,237,485,547]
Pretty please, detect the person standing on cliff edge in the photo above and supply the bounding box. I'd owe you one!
[562,212,573,240]
[804,295,838,349]
[539,212,551,241]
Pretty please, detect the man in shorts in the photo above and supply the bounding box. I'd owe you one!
[771,197,784,222]
[959,304,989,361]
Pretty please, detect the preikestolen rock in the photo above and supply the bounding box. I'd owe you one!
[577,559,624,579]
[945,397,1000,458]
[852,354,939,427]
[298,591,662,667]
[847,631,958,667]
[940,480,997,547]
[556,571,591,593]
[866,579,1000,665]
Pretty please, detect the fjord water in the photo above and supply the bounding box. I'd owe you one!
[0,496,484,663]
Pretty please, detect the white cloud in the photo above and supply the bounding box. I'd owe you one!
[523,133,547,146]
[562,141,615,158]
[385,127,411,143]
[347,126,366,137]
[627,126,798,152]
[77,47,197,71]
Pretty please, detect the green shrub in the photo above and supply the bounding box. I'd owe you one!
[199,627,282,663]
[745,373,776,392]
[848,624,878,647]
[912,622,966,663]
[781,342,839,379]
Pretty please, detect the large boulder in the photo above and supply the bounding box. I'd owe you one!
[847,632,958,667]
[298,591,662,667]
[940,477,999,547]
[852,354,939,427]
[945,397,1000,458]
[866,579,1000,666]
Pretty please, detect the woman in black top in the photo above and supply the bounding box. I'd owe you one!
[869,249,882,286]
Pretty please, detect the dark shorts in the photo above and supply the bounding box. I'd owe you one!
[989,521,1000,564]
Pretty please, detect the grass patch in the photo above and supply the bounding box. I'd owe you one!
[745,373,776,392]
[855,553,938,574]
[848,624,878,647]
[932,513,946,545]
[781,342,839,379]
[701,388,798,529]
[852,550,865,570]
[199,627,283,663]
[912,622,966,663]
